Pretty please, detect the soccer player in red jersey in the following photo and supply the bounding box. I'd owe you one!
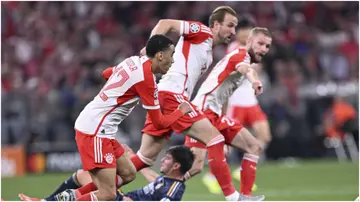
[201,19,272,196]
[184,27,272,199]
[131,6,263,201]
[226,20,272,156]
[21,35,192,201]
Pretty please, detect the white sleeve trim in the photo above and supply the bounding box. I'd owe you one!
[180,21,184,35]
[183,21,189,35]
[235,62,251,70]
[160,197,171,201]
[142,104,160,110]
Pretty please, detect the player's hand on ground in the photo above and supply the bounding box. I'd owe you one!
[122,144,136,157]
[140,47,146,56]
[252,80,263,95]
[178,102,192,115]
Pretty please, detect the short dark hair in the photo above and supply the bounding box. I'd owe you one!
[208,6,237,28]
[166,145,195,175]
[238,15,256,29]
[146,34,174,58]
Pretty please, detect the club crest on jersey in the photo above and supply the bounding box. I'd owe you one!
[189,23,200,33]
[104,153,114,164]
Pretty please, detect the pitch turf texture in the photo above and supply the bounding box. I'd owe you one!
[1,160,358,201]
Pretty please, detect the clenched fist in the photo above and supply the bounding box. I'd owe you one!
[252,80,263,95]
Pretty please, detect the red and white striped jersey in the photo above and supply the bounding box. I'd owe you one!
[227,43,258,107]
[192,48,251,116]
[158,21,213,99]
[75,56,159,138]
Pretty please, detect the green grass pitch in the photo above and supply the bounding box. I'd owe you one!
[1,160,358,201]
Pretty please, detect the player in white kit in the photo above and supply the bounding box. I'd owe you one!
[184,27,272,198]
[69,35,193,201]
[127,6,262,201]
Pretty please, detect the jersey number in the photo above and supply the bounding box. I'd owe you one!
[99,66,130,101]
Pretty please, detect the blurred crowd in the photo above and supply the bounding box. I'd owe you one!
[1,2,358,159]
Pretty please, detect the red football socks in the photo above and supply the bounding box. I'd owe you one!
[240,153,259,195]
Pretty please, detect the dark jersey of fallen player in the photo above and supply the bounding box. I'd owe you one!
[116,175,185,201]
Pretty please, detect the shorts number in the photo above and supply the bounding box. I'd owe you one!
[221,117,235,126]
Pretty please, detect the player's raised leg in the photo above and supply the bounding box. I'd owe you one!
[184,111,265,201]
[186,118,240,201]
[130,133,167,171]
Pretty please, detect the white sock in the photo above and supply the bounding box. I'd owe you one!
[225,191,240,201]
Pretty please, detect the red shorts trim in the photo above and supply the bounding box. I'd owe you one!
[184,109,243,149]
[75,130,125,171]
[227,104,267,127]
[142,91,206,138]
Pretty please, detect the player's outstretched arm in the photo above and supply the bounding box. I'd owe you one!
[140,19,184,56]
[150,19,182,37]
[236,64,263,95]
[139,167,159,183]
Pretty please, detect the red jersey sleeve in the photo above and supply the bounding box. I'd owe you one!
[147,108,183,129]
[180,21,213,44]
[102,67,114,79]
[232,49,251,70]
[135,62,184,129]
[134,66,160,110]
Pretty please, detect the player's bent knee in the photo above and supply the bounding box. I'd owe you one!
[123,173,136,184]
[249,142,263,155]
[122,167,137,184]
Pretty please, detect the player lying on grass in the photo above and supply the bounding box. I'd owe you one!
[19,145,194,201]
